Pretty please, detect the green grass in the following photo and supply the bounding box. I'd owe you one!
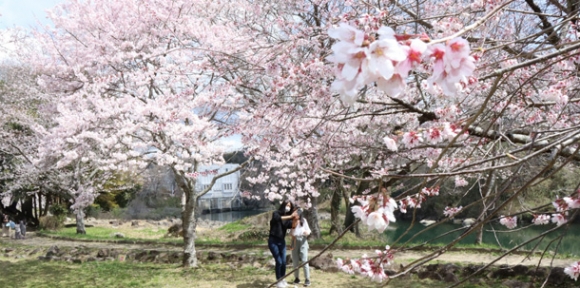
[0,257,460,288]
[217,221,250,233]
[40,220,576,260]
[39,224,504,249]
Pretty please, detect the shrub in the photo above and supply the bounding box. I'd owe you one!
[85,204,102,219]
[39,216,64,230]
[49,204,68,222]
[111,207,127,219]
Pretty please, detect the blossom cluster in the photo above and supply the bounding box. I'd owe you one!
[327,22,476,105]
[382,122,461,152]
[185,169,219,179]
[443,206,463,218]
[336,245,394,282]
[350,194,397,233]
[399,186,440,214]
[565,261,580,281]
[528,191,580,226]
[549,190,580,226]
[498,215,517,229]
[531,214,551,225]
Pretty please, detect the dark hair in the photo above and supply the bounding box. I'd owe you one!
[297,208,304,226]
[278,200,294,215]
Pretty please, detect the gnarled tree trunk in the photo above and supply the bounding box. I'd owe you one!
[76,209,86,234]
[306,196,321,239]
[329,183,343,235]
[182,188,199,268]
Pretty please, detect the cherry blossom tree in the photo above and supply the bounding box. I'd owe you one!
[19,0,257,267]
[0,62,58,225]
[213,0,580,284]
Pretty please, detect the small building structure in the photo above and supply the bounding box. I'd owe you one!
[196,164,242,213]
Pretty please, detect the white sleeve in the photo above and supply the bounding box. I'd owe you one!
[304,219,311,236]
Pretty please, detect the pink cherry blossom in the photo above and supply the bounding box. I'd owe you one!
[443,206,463,218]
[532,214,551,225]
[499,216,517,229]
[553,197,569,212]
[399,199,408,214]
[376,73,406,97]
[445,38,471,70]
[421,186,440,196]
[564,261,580,281]
[383,136,398,151]
[328,23,365,46]
[424,127,443,144]
[331,44,370,82]
[454,176,468,187]
[397,39,427,78]
[401,131,423,148]
[564,196,580,209]
[427,39,476,96]
[367,38,407,81]
[351,204,368,222]
[552,213,568,226]
[366,208,389,232]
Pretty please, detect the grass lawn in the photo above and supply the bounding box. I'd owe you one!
[0,256,471,288]
[40,218,576,261]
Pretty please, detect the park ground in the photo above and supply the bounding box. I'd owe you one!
[0,215,577,287]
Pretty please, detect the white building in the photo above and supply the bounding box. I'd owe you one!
[196,164,241,212]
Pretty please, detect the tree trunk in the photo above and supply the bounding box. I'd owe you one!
[343,201,361,236]
[182,189,199,268]
[475,169,496,245]
[475,225,483,245]
[21,197,38,226]
[305,196,321,239]
[76,209,86,234]
[38,194,43,217]
[329,184,342,235]
[344,176,370,236]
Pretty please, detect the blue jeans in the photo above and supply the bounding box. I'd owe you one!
[268,237,286,279]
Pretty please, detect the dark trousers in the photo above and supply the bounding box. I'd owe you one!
[268,237,287,280]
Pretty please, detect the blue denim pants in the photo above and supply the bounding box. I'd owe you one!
[268,237,287,279]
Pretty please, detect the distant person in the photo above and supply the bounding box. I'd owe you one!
[14,219,21,239]
[291,208,311,287]
[268,200,297,288]
[1,215,8,237]
[19,220,27,239]
[6,219,16,239]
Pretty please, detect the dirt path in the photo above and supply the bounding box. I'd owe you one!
[9,233,574,268]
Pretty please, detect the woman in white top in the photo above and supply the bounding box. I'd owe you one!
[291,208,311,287]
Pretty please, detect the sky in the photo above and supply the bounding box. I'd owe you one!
[0,0,61,29]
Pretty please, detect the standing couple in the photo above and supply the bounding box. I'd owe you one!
[268,201,311,287]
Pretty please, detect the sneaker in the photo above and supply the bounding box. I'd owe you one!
[276,280,287,288]
[304,280,311,287]
[294,278,300,284]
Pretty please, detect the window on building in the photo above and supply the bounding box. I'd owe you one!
[202,184,211,191]
[223,183,233,191]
